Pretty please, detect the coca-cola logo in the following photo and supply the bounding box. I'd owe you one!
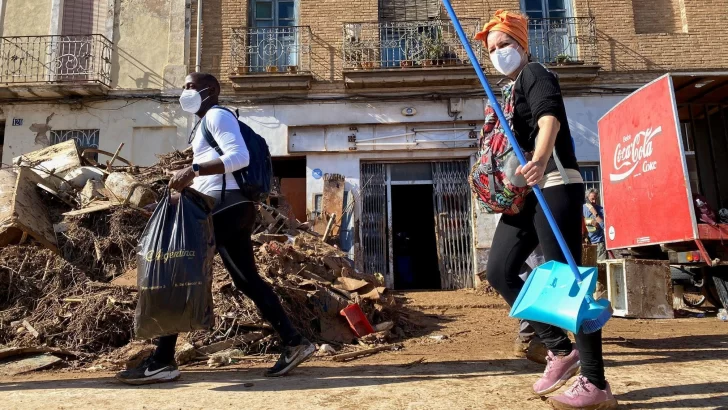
[609,126,662,182]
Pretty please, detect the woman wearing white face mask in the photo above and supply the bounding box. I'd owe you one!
[471,10,616,410]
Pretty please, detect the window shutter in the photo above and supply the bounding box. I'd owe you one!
[61,0,103,35]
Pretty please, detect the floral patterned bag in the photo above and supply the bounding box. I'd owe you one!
[469,80,532,215]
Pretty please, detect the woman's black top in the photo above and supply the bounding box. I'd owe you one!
[512,62,579,174]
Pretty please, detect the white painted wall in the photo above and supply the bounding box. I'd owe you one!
[231,98,486,157]
[1,100,191,166]
[565,95,627,162]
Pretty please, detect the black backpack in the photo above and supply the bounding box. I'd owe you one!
[200,107,272,202]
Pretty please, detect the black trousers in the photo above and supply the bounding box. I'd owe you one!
[486,183,606,389]
[153,202,300,363]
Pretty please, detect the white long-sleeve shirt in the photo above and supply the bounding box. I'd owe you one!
[190,107,250,195]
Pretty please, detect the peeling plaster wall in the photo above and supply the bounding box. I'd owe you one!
[114,0,189,90]
[0,0,189,91]
[1,0,51,37]
[1,100,190,166]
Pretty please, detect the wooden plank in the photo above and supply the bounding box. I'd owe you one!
[0,168,59,252]
[315,174,345,235]
[62,202,115,216]
[280,178,307,222]
[331,345,399,362]
[0,354,62,376]
[13,139,82,187]
[0,347,79,361]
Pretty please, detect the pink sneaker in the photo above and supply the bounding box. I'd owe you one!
[532,347,580,396]
[548,376,618,410]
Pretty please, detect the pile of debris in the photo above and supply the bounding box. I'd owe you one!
[0,141,415,372]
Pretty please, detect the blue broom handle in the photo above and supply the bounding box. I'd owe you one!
[441,0,582,281]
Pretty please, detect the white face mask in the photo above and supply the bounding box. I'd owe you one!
[179,87,210,114]
[490,46,522,76]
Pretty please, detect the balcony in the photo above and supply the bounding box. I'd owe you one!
[342,19,484,90]
[229,26,313,92]
[527,17,600,80]
[0,35,112,99]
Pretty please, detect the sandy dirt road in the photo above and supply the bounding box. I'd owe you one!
[1,291,727,410]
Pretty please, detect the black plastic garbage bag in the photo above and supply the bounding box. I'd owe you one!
[134,189,216,340]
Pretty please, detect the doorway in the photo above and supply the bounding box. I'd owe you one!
[359,160,473,290]
[271,156,306,222]
[391,184,441,289]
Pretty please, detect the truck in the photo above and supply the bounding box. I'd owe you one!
[598,73,728,311]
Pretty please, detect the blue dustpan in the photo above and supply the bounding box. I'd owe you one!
[510,261,610,334]
[441,0,612,334]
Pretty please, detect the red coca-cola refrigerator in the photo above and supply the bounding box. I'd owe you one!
[598,73,728,251]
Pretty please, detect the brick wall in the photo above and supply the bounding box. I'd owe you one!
[190,0,248,93]
[575,0,728,74]
[198,0,728,95]
[632,0,686,34]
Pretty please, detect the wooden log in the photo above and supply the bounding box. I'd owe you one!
[105,173,156,208]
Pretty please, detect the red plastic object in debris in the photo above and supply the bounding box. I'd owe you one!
[340,304,375,337]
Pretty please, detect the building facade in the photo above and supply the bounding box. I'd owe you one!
[193,0,727,290]
[3,0,727,289]
[0,0,192,166]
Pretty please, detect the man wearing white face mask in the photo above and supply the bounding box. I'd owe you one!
[471,10,616,410]
[116,73,315,385]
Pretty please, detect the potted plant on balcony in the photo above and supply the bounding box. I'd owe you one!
[287,65,298,74]
[421,28,446,67]
[555,54,571,66]
[265,65,279,73]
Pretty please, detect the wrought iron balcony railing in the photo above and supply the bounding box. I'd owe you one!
[342,19,483,70]
[527,17,597,66]
[0,35,112,86]
[230,26,312,75]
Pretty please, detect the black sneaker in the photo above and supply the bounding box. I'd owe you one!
[116,356,180,385]
[264,339,316,377]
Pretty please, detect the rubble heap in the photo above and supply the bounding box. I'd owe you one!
[0,141,415,368]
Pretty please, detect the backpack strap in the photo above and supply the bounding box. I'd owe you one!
[200,106,248,202]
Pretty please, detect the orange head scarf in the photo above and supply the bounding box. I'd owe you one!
[474,10,528,51]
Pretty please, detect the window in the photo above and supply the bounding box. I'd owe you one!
[580,165,601,202]
[250,0,298,72]
[253,0,296,27]
[378,0,443,67]
[521,0,576,64]
[50,129,100,161]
